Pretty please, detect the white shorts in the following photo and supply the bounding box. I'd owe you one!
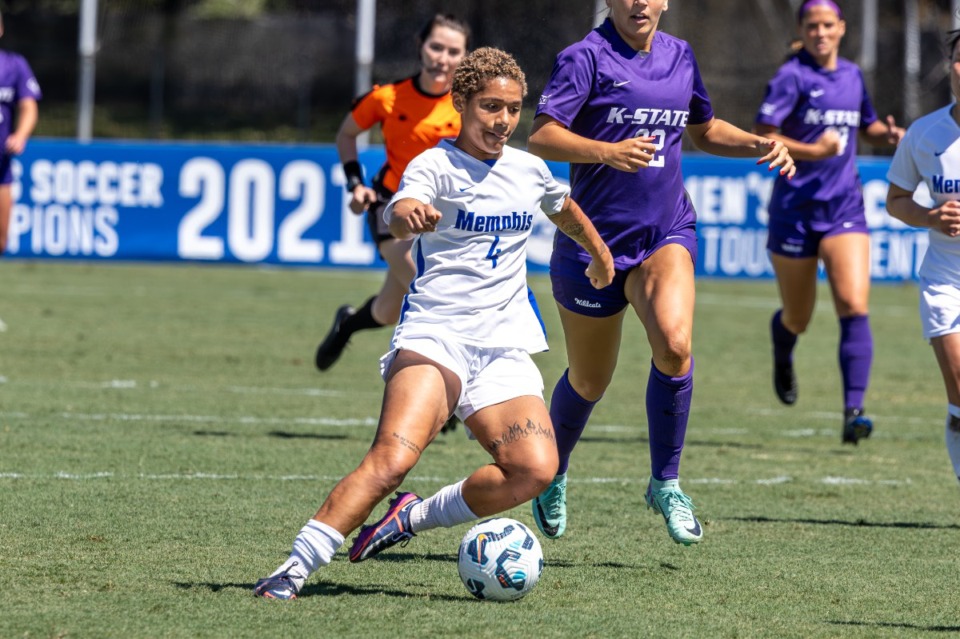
[379,335,544,421]
[920,278,960,340]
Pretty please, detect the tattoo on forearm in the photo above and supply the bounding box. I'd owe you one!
[559,221,586,241]
[391,432,422,455]
[488,418,555,453]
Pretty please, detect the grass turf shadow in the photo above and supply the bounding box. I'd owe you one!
[726,515,960,530]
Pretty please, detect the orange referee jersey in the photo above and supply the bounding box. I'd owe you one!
[350,75,461,193]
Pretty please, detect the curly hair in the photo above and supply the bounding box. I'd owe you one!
[452,47,527,102]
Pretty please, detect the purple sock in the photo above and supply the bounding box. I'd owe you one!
[771,309,798,366]
[839,315,872,410]
[549,370,598,475]
[646,358,694,481]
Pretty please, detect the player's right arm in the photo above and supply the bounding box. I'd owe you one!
[388,198,442,240]
[5,98,37,155]
[527,115,656,172]
[335,113,378,214]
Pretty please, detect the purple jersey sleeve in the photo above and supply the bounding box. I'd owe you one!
[0,52,41,148]
[857,69,878,130]
[16,56,41,102]
[535,44,595,127]
[755,65,799,128]
[687,46,714,125]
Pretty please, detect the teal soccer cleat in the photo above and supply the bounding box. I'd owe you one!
[645,479,703,546]
[531,473,567,539]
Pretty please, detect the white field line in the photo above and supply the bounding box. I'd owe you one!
[696,292,915,317]
[0,409,940,436]
[748,407,938,427]
[0,411,377,428]
[4,379,374,398]
[0,471,912,486]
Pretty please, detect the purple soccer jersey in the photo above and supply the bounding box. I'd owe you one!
[536,20,714,270]
[756,49,877,211]
[0,50,41,146]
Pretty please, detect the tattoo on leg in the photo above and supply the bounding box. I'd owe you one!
[391,432,422,455]
[488,418,555,453]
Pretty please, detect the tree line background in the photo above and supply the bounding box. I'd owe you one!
[1,0,957,148]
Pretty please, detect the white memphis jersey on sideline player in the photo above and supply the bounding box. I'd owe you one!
[887,104,960,287]
[384,139,570,353]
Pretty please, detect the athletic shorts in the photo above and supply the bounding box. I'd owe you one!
[551,227,697,318]
[920,277,960,340]
[766,191,867,258]
[0,155,12,185]
[366,170,396,250]
[379,334,544,422]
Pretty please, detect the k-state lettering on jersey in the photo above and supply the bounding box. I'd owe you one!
[887,105,960,287]
[384,140,568,352]
[536,20,714,270]
[756,49,878,208]
[350,76,460,193]
[0,50,41,146]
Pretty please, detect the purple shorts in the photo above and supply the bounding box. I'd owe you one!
[766,190,866,258]
[0,155,11,185]
[551,228,698,318]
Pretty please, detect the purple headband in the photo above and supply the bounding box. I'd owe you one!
[797,0,843,23]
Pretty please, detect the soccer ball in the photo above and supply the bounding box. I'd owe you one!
[457,517,543,602]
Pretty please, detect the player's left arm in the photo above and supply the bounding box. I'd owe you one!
[687,117,796,178]
[860,115,905,148]
[548,196,614,289]
[6,98,38,155]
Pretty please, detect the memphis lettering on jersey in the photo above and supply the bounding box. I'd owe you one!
[607,107,689,127]
[455,209,534,233]
[932,175,960,194]
[803,109,860,127]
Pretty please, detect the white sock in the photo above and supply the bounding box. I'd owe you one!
[269,519,344,591]
[945,404,960,483]
[408,479,478,533]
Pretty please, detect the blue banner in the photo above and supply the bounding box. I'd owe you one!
[6,140,926,280]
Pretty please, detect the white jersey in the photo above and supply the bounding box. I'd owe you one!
[887,104,960,286]
[384,139,570,352]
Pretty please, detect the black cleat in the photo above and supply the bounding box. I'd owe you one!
[440,414,460,434]
[315,305,355,371]
[773,362,798,405]
[842,408,873,445]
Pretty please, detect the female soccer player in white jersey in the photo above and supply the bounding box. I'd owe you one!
[526,0,795,546]
[253,47,615,600]
[885,30,960,484]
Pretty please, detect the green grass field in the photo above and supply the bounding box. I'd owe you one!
[2,261,958,638]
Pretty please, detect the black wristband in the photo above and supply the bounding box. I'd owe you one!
[343,160,365,191]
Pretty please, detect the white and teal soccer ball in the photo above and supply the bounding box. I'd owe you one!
[457,518,543,602]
